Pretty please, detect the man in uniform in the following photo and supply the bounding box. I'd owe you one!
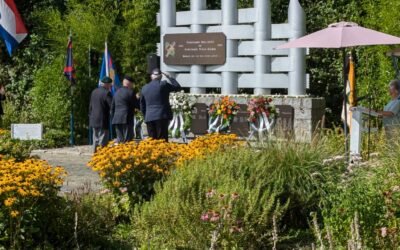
[89,76,113,152]
[111,75,139,143]
[140,68,181,142]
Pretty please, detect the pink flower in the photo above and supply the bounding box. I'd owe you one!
[210,212,220,222]
[381,227,387,238]
[230,226,243,233]
[231,192,239,200]
[201,213,210,221]
[206,189,216,198]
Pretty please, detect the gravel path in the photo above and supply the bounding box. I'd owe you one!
[31,146,102,193]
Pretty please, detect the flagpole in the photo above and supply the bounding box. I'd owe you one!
[69,30,75,146]
[88,44,92,145]
[343,49,348,162]
[105,41,109,77]
[105,41,113,139]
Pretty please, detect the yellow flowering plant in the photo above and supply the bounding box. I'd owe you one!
[0,157,66,246]
[88,139,181,204]
[88,134,241,207]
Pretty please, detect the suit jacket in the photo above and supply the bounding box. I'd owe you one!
[140,77,181,123]
[0,94,5,116]
[89,87,112,129]
[111,87,139,125]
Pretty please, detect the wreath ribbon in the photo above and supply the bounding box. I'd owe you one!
[134,116,143,139]
[208,115,230,133]
[249,111,275,140]
[168,111,187,142]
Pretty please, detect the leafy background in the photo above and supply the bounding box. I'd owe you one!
[0,0,399,142]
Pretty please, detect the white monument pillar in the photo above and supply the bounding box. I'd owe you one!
[221,0,238,94]
[160,0,176,77]
[190,0,206,94]
[254,0,272,95]
[288,0,306,95]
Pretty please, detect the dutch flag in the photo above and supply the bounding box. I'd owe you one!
[0,0,27,56]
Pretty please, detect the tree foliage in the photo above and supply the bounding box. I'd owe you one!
[0,0,399,139]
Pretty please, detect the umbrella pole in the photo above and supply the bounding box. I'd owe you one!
[342,49,349,161]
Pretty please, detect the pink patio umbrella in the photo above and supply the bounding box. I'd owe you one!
[277,21,400,156]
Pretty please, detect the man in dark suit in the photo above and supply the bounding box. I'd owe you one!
[111,75,139,143]
[140,68,181,141]
[89,76,113,152]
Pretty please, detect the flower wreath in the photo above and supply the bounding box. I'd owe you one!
[247,96,277,122]
[208,96,240,132]
[169,91,194,138]
[247,96,277,138]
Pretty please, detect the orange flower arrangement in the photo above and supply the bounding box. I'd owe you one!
[208,96,240,128]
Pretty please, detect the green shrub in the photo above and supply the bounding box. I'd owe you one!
[0,129,69,161]
[317,141,400,249]
[131,141,344,249]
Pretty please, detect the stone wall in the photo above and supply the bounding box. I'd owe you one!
[186,94,325,142]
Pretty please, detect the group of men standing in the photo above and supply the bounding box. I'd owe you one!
[89,68,181,152]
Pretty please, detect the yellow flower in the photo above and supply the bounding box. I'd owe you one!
[4,197,16,207]
[10,210,19,218]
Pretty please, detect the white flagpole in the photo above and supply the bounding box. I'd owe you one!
[105,42,109,77]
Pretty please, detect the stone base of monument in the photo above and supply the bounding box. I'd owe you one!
[188,94,325,142]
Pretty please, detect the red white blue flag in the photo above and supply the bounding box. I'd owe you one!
[0,0,27,56]
[64,36,76,84]
[98,42,120,95]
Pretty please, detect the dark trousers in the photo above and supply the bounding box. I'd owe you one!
[146,119,169,142]
[92,128,109,153]
[115,124,133,143]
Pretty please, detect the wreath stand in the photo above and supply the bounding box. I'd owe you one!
[168,112,187,142]
[207,115,230,133]
[133,116,143,139]
[248,112,275,141]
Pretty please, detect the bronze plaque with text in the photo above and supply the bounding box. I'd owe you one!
[164,33,226,65]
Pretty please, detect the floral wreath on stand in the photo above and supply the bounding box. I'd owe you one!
[208,96,240,133]
[247,96,277,141]
[134,109,144,139]
[169,91,194,142]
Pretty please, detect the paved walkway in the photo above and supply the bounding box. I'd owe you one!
[31,146,102,193]
[30,138,193,193]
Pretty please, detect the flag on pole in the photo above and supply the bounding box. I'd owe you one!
[99,42,120,95]
[63,36,76,84]
[0,0,27,55]
[341,53,356,129]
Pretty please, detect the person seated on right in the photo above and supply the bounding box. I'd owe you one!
[376,79,400,139]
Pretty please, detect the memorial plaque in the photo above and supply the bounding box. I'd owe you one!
[11,123,43,140]
[230,104,250,136]
[164,33,226,65]
[191,103,209,134]
[275,105,294,136]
